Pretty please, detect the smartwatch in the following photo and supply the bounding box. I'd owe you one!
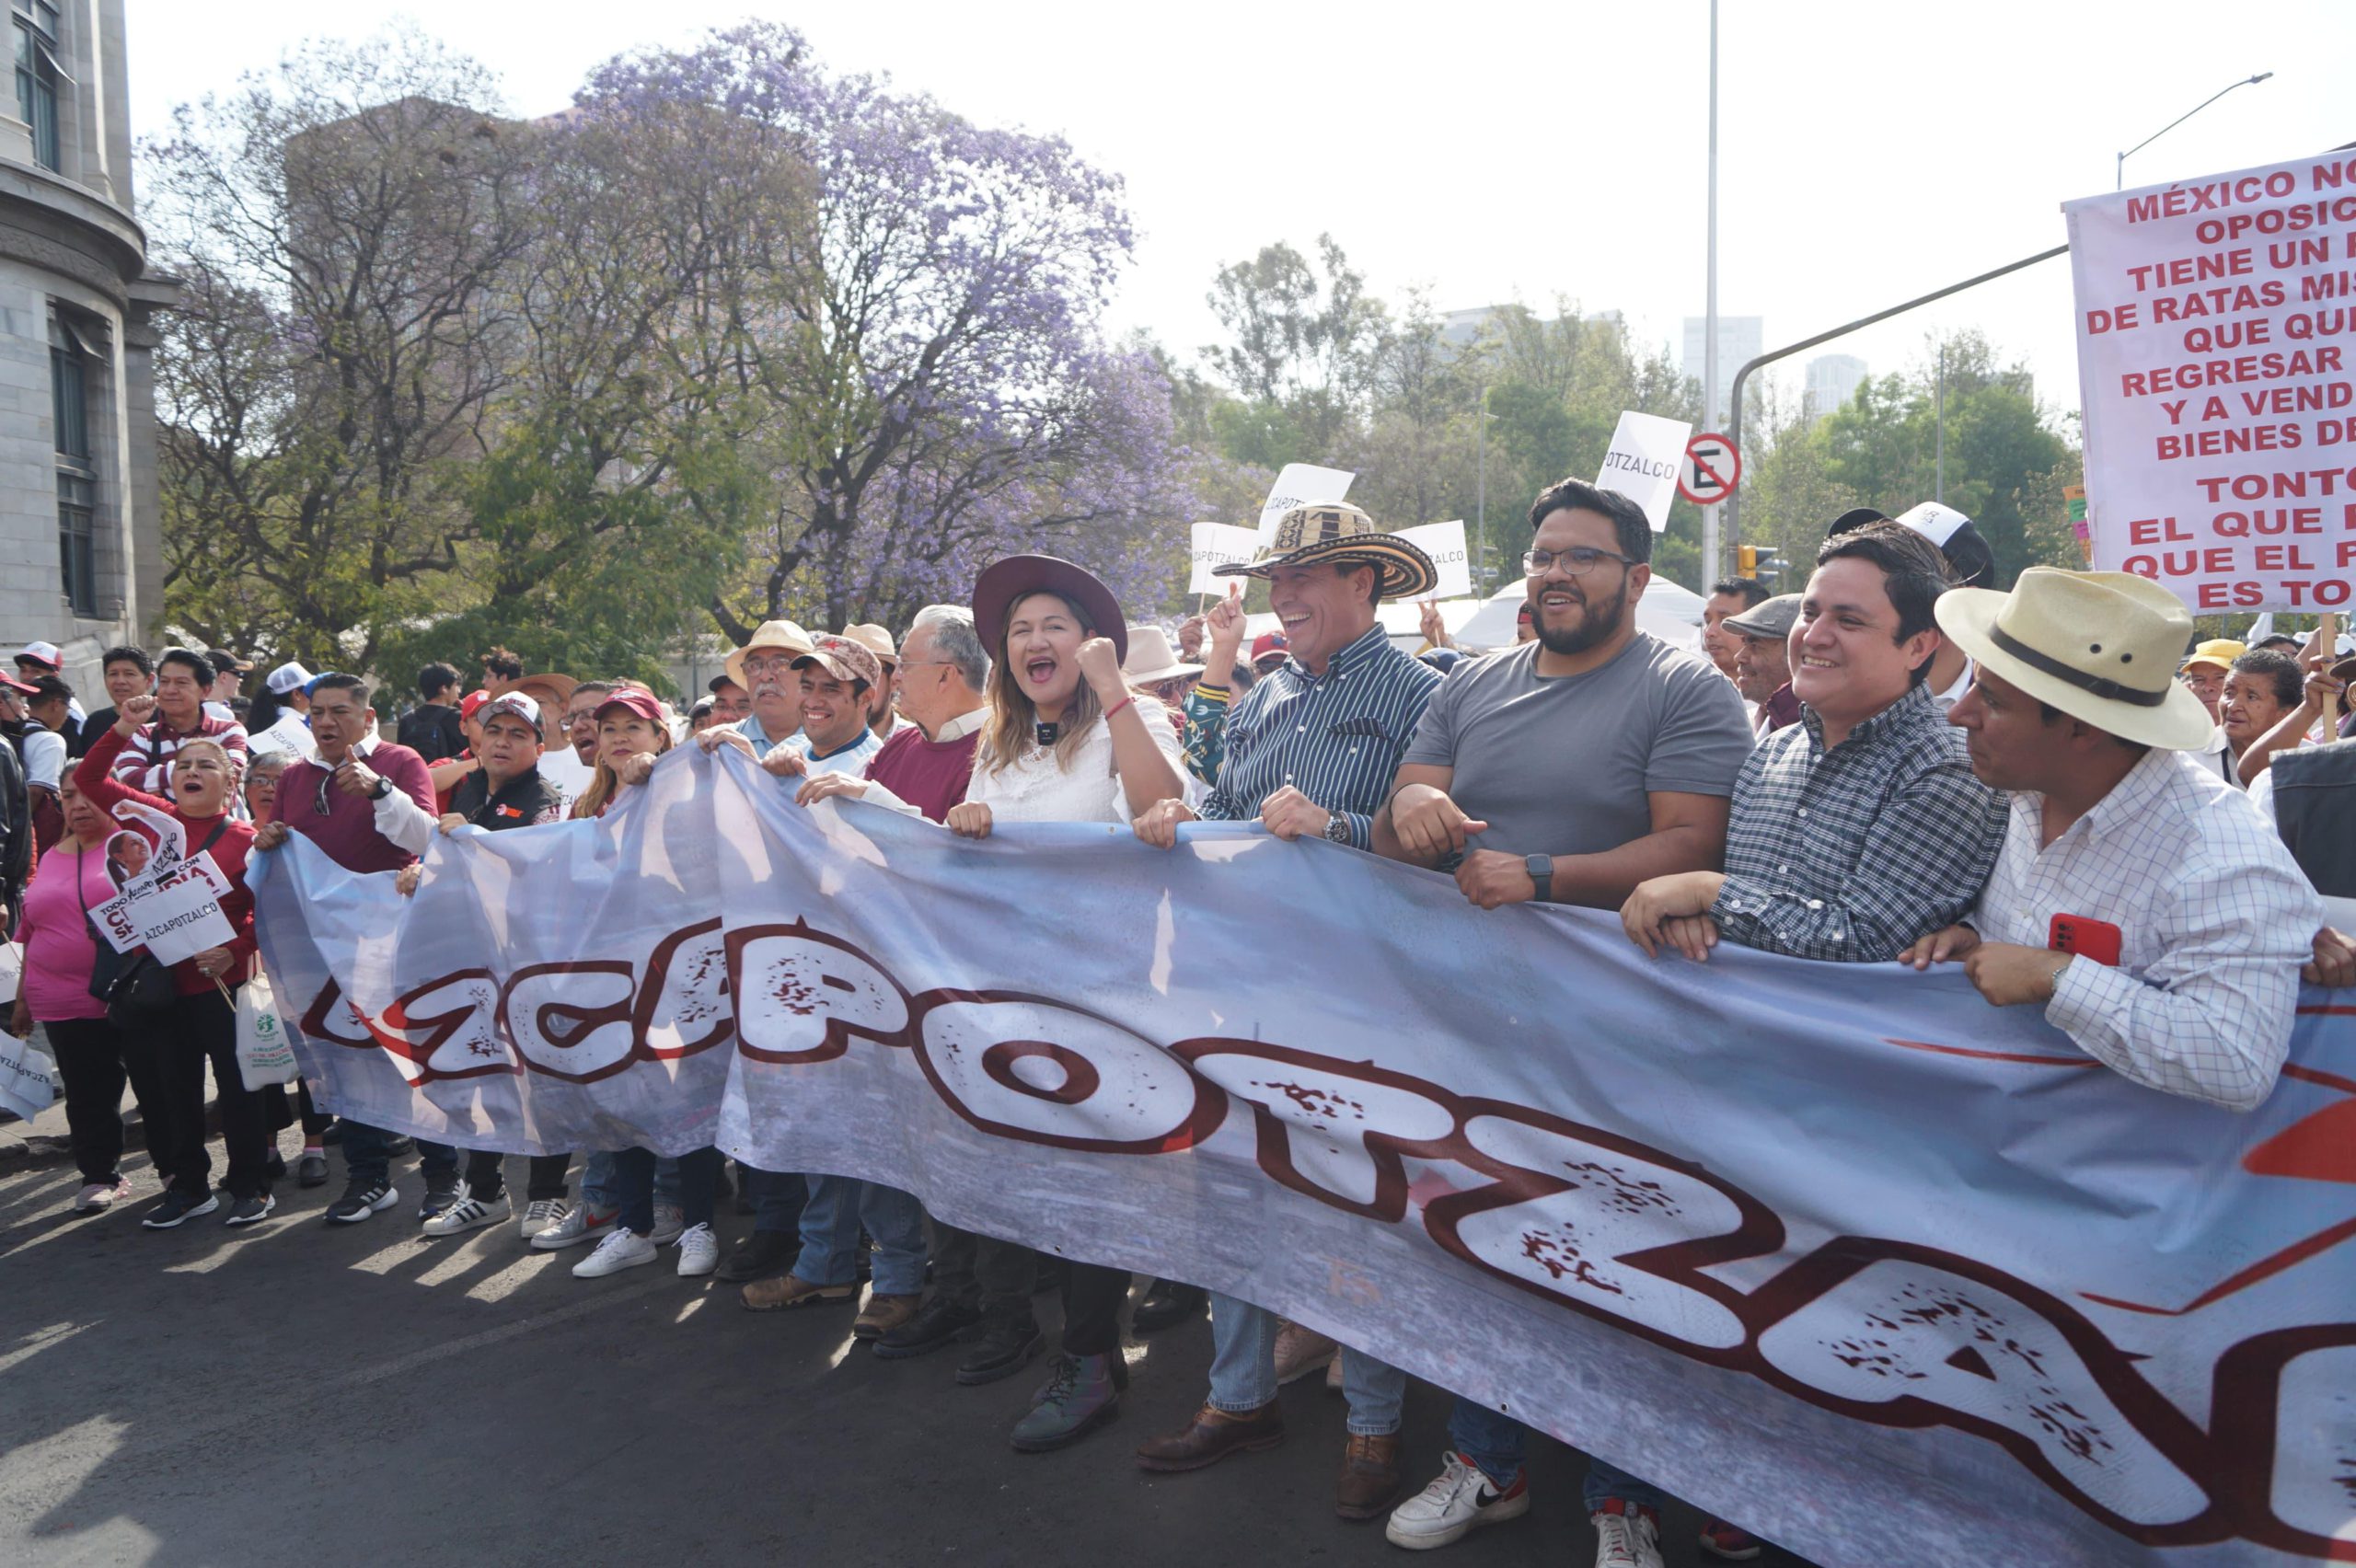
[1322,811,1352,844]
[1524,853,1553,899]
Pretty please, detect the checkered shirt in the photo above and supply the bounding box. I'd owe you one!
[1970,745,2321,1111]
[1712,681,2008,962]
[1201,622,1440,844]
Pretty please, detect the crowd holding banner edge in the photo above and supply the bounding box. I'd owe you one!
[6,471,2354,1568]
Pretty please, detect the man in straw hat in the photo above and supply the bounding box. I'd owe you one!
[1898,568,2320,1111]
[1131,500,1441,1522]
[699,619,818,762]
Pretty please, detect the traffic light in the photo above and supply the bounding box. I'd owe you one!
[1737,545,1757,576]
[1755,548,1784,582]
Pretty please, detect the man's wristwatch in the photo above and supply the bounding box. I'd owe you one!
[1322,811,1352,844]
[1524,853,1553,899]
[367,775,391,801]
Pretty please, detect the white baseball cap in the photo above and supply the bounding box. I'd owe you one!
[15,640,61,668]
[264,661,314,696]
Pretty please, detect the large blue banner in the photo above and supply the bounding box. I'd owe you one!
[251,744,2356,1566]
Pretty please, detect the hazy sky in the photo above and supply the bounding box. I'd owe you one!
[126,2,2353,435]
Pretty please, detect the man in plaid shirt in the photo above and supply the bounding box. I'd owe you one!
[1623,522,2007,964]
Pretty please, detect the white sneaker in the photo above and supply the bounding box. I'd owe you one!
[674,1221,719,1276]
[530,1203,617,1251]
[1386,1451,1531,1551]
[572,1228,658,1278]
[1591,1505,1664,1568]
[422,1188,511,1237]
[649,1201,686,1245]
[519,1198,569,1239]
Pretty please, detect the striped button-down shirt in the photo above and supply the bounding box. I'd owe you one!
[1711,681,2008,962]
[1202,622,1440,845]
[1970,745,2319,1111]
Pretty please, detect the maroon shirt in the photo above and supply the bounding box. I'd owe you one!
[75,728,259,995]
[276,740,436,873]
[1755,683,1802,738]
[865,722,983,824]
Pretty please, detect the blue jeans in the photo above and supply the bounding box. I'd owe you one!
[341,1121,456,1186]
[1207,1293,1404,1436]
[748,1166,807,1236]
[607,1147,713,1234]
[582,1149,679,1214]
[1450,1395,1663,1511]
[791,1176,927,1295]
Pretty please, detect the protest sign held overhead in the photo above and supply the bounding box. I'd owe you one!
[2065,147,2356,612]
[1394,519,1472,599]
[1185,522,1262,594]
[1598,410,1692,530]
[1254,462,1354,542]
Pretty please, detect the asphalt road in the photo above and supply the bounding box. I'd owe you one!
[0,1100,1819,1568]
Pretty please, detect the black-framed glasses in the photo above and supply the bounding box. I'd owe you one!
[1523,547,1634,576]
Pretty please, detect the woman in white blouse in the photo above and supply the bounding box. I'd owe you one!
[941,555,1184,1456]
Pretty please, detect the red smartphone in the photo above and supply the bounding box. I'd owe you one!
[2049,914,2123,967]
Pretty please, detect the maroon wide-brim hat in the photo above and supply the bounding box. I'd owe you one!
[972,555,1129,663]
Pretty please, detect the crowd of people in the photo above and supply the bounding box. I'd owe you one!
[5,476,2351,1568]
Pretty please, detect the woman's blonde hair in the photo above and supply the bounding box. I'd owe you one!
[572,709,675,819]
[171,736,243,790]
[981,590,1103,777]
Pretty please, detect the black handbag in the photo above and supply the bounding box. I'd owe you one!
[102,950,177,1029]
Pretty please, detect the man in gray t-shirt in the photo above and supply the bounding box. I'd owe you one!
[1369,477,1757,1564]
[1403,630,1749,862]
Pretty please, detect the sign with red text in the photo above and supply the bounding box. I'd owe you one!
[253,746,2356,1568]
[2065,148,2356,612]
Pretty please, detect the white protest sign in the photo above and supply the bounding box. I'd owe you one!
[93,852,236,966]
[1395,520,1473,599]
[2064,147,2356,613]
[1187,523,1264,594]
[1597,411,1692,531]
[0,1030,56,1121]
[1257,463,1355,542]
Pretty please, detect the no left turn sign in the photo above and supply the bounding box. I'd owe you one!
[1678,432,1741,507]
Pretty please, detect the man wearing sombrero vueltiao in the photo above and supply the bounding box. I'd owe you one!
[1131,500,1442,1522]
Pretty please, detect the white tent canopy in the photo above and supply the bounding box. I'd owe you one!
[1454,576,1708,652]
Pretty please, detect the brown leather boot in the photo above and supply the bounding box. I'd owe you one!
[1334,1431,1403,1519]
[1133,1401,1285,1471]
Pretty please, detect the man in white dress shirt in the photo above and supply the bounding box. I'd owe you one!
[1902,568,2320,1111]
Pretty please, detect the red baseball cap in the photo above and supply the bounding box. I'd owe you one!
[0,673,37,695]
[1250,631,1289,667]
[594,688,666,726]
[459,688,492,721]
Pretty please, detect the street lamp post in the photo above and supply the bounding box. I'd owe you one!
[2117,73,2272,189]
[1701,0,1721,579]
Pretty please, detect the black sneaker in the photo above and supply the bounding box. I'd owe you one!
[142,1190,219,1230]
[327,1178,399,1224]
[875,1295,983,1360]
[224,1193,277,1227]
[954,1317,1045,1386]
[296,1152,330,1188]
[1132,1279,1207,1333]
[716,1229,799,1283]
[417,1171,462,1221]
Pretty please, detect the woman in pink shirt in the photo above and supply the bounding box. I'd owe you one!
[6,770,170,1214]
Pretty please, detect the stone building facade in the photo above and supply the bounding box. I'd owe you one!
[0,0,169,696]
